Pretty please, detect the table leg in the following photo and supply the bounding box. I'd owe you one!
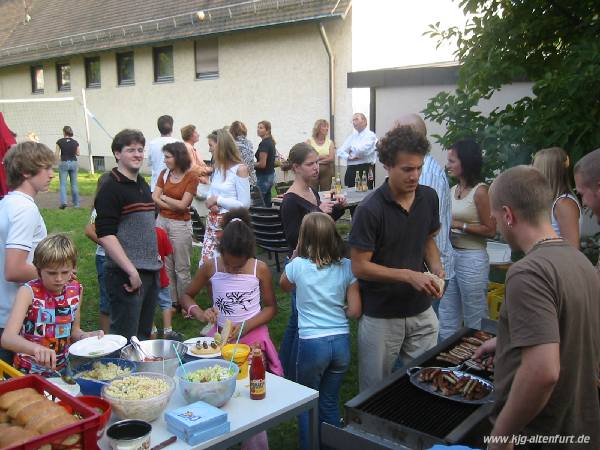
[308,398,319,450]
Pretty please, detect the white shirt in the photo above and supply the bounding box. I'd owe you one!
[419,155,454,280]
[336,128,378,165]
[146,136,179,191]
[207,164,251,212]
[0,191,47,327]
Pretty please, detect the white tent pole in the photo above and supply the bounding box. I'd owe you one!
[81,88,94,175]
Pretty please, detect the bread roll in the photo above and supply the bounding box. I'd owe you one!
[36,413,77,434]
[16,399,59,426]
[0,387,37,409]
[26,405,71,432]
[221,319,233,344]
[0,410,8,423]
[425,272,445,298]
[0,426,39,448]
[7,392,44,418]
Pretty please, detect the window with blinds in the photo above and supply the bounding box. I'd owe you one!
[194,38,219,79]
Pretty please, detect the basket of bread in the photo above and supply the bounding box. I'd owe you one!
[0,374,101,449]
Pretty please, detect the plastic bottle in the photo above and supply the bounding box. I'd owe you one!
[250,348,266,400]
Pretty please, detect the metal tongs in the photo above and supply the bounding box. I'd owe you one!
[131,336,153,360]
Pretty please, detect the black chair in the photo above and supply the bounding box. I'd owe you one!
[274,180,293,195]
[249,206,290,272]
[250,185,265,207]
[190,207,205,245]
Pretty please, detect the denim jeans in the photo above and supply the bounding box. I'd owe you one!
[256,172,275,207]
[58,160,80,207]
[95,254,110,315]
[296,334,351,450]
[438,248,489,340]
[279,288,298,381]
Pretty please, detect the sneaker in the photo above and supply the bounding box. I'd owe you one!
[59,204,67,209]
[164,330,184,341]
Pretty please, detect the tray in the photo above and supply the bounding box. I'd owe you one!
[183,337,221,359]
[0,374,101,449]
[407,366,494,405]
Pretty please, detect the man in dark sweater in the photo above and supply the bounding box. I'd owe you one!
[95,129,161,339]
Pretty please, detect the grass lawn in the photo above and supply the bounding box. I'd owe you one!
[41,205,360,450]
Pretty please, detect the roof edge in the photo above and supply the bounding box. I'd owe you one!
[347,63,460,88]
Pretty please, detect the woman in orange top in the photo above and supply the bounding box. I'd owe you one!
[181,124,212,184]
[153,142,200,330]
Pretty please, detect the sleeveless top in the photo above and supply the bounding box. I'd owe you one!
[308,137,332,158]
[14,278,81,375]
[210,257,261,328]
[550,193,581,237]
[451,182,487,250]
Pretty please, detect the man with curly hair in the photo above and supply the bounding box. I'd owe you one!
[349,125,444,391]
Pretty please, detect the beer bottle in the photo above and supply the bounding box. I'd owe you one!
[250,348,266,400]
[354,171,361,191]
[330,176,336,199]
[368,166,374,189]
[361,171,368,192]
[335,173,342,195]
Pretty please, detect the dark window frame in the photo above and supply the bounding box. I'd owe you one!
[84,56,101,88]
[194,38,219,80]
[116,51,135,86]
[56,62,71,91]
[30,65,44,93]
[152,46,174,83]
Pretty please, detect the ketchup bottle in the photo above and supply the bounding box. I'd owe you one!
[249,348,266,400]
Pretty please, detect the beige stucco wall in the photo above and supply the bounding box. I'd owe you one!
[0,15,353,175]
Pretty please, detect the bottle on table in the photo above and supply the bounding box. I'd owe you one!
[354,171,361,191]
[335,173,342,195]
[361,171,368,192]
[330,176,336,201]
[250,348,266,400]
[368,166,374,189]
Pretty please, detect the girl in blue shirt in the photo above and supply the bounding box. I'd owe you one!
[280,212,361,450]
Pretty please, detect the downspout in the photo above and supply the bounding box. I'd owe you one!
[318,22,335,142]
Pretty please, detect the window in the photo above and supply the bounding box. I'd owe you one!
[153,46,174,83]
[56,62,71,91]
[31,65,44,93]
[85,57,101,88]
[194,38,218,79]
[116,52,135,86]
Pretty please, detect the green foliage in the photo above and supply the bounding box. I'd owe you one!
[423,0,600,177]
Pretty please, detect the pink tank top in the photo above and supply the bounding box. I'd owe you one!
[210,257,261,328]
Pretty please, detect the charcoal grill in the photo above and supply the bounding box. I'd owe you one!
[322,321,497,450]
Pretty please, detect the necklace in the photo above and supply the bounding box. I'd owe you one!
[456,184,469,199]
[171,171,183,181]
[528,236,563,253]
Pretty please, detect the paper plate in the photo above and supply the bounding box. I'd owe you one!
[183,337,221,359]
[46,377,81,397]
[69,334,127,358]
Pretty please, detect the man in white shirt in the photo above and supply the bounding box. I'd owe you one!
[337,113,377,188]
[396,114,454,315]
[147,115,178,192]
[0,141,55,363]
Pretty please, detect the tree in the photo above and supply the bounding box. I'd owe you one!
[423,0,600,178]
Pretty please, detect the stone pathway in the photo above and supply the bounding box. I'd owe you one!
[34,191,93,209]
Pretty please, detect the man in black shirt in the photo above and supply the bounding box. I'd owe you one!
[350,125,444,391]
[95,129,161,339]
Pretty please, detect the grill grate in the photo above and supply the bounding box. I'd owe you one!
[356,376,479,438]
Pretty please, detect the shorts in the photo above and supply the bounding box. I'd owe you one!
[158,286,172,311]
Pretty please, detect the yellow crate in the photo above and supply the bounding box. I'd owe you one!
[0,359,23,380]
[488,283,505,320]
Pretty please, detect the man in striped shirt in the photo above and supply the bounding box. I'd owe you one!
[95,129,161,340]
[396,114,454,313]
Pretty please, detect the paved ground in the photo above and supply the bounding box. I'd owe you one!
[35,191,93,209]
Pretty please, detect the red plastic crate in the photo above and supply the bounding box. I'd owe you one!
[0,374,101,450]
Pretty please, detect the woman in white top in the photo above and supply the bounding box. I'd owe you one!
[533,147,581,248]
[306,119,336,191]
[201,128,251,263]
[439,139,496,340]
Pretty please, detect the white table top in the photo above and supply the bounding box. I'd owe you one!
[99,372,318,449]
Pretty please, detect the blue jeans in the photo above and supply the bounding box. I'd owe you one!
[438,248,489,340]
[256,172,275,207]
[59,160,80,207]
[297,334,351,450]
[279,289,298,381]
[96,254,110,315]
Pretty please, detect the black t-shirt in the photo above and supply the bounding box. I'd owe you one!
[280,188,344,256]
[255,137,275,175]
[349,181,440,318]
[56,137,79,161]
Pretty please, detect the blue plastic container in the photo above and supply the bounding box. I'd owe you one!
[74,358,137,396]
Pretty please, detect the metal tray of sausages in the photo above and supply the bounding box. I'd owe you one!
[407,366,494,405]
